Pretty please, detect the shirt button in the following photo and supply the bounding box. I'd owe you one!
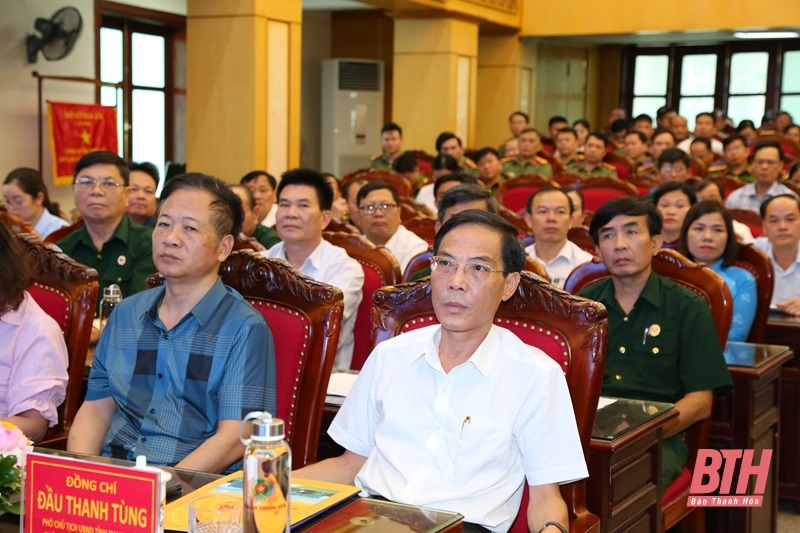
[623,317,629,322]
[157,373,163,379]
[97,254,102,259]
[619,346,626,354]
[150,408,156,414]
[141,437,147,442]
[163,334,169,340]
[615,374,623,381]
[652,347,660,354]
[117,277,122,282]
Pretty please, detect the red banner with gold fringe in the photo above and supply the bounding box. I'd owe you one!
[48,102,118,186]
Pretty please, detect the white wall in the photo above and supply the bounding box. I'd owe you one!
[0,0,96,215]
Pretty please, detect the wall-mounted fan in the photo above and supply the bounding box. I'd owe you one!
[26,6,83,64]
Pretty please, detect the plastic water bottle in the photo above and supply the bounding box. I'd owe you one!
[240,412,291,533]
[98,283,122,333]
[134,455,172,533]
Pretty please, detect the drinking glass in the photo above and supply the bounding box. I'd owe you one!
[188,494,243,533]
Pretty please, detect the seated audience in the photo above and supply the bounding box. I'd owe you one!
[623,131,651,173]
[230,185,280,249]
[632,113,655,140]
[433,173,480,208]
[370,122,403,170]
[498,111,528,156]
[725,141,798,213]
[3,167,69,240]
[263,169,364,369]
[566,132,619,178]
[392,152,426,196]
[502,128,553,177]
[679,201,757,342]
[656,106,676,130]
[776,111,794,134]
[524,186,592,289]
[415,154,462,214]
[566,188,586,228]
[241,170,278,227]
[649,129,676,171]
[690,137,722,174]
[0,224,68,441]
[342,178,367,231]
[609,119,628,151]
[297,210,587,532]
[437,132,478,177]
[785,124,800,145]
[671,115,690,143]
[126,162,160,227]
[677,112,724,155]
[358,181,428,273]
[555,128,582,167]
[653,182,697,248]
[474,147,506,195]
[693,180,754,243]
[503,137,520,159]
[788,161,800,188]
[577,197,731,491]
[57,151,156,307]
[655,148,691,187]
[322,173,349,223]
[68,173,276,473]
[708,135,753,182]
[572,119,590,149]
[737,120,758,145]
[754,194,800,315]
[548,115,569,140]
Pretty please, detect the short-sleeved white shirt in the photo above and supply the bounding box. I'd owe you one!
[383,224,429,275]
[526,240,593,289]
[754,236,800,306]
[329,325,588,532]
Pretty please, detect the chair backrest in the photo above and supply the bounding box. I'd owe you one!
[734,244,774,343]
[403,216,437,245]
[496,174,554,213]
[602,152,634,181]
[342,168,413,198]
[536,149,562,175]
[18,233,98,435]
[323,232,401,370]
[729,208,764,238]
[0,208,38,236]
[399,197,435,219]
[689,156,708,178]
[232,236,266,252]
[573,177,638,212]
[709,175,746,198]
[406,149,435,172]
[567,226,596,255]
[497,206,532,236]
[564,249,733,347]
[403,248,433,282]
[627,173,658,196]
[44,218,84,244]
[147,252,344,468]
[370,273,607,531]
[325,218,361,235]
[553,172,584,188]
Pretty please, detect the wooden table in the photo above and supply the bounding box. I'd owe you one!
[587,399,677,533]
[765,312,800,503]
[707,341,794,533]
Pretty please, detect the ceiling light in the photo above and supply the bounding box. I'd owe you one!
[734,31,799,39]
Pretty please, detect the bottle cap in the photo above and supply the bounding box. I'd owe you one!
[251,417,285,441]
[104,284,122,299]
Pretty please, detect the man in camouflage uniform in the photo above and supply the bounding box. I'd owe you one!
[370,122,404,169]
[566,132,619,179]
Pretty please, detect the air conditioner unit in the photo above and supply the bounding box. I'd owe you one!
[321,59,384,177]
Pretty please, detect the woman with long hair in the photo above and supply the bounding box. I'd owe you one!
[3,168,70,239]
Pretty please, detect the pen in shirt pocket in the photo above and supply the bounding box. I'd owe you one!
[459,416,471,439]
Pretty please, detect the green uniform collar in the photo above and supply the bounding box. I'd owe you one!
[75,215,133,252]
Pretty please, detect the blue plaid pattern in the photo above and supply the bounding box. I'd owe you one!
[87,278,276,471]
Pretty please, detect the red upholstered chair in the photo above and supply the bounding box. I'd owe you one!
[323,232,402,371]
[17,233,98,449]
[496,174,554,213]
[553,173,585,188]
[341,168,413,198]
[404,216,437,245]
[729,208,764,239]
[498,206,532,237]
[708,176,746,198]
[602,152,634,181]
[573,177,638,212]
[564,249,733,533]
[403,248,433,282]
[232,236,266,252]
[627,173,658,196]
[537,149,564,175]
[45,218,84,244]
[407,149,435,173]
[733,244,774,344]
[325,219,361,235]
[399,197,435,219]
[689,157,708,178]
[147,252,344,468]
[0,208,38,237]
[567,226,596,256]
[371,273,607,533]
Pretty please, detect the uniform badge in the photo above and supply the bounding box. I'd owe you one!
[117,255,127,266]
[649,324,661,337]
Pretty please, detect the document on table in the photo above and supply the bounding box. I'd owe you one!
[597,396,617,410]
[325,371,360,406]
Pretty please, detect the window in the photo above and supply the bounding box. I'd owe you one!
[98,4,185,185]
[631,54,668,120]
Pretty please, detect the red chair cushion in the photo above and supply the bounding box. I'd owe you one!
[350,264,383,371]
[581,189,631,212]
[27,283,70,332]
[501,187,540,213]
[249,300,310,444]
[662,466,692,504]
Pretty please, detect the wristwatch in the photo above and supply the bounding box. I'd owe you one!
[538,521,568,533]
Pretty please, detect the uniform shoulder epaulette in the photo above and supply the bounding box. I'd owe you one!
[370,154,382,162]
[501,156,515,164]
[707,163,727,173]
[603,162,617,170]
[535,156,548,165]
[640,159,654,169]
[463,157,477,169]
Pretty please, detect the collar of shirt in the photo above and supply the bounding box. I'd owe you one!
[530,240,572,265]
[76,215,133,252]
[144,277,228,328]
[757,238,800,272]
[269,240,326,276]
[593,271,663,314]
[417,325,498,378]
[0,292,30,326]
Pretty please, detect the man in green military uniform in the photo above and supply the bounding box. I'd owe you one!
[502,128,553,177]
[555,127,583,169]
[624,131,651,174]
[566,132,619,178]
[370,122,404,169]
[474,147,507,195]
[708,134,755,182]
[58,151,157,311]
[230,185,280,249]
[436,132,478,177]
[577,197,732,491]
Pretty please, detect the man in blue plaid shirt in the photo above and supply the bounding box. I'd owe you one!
[69,173,276,473]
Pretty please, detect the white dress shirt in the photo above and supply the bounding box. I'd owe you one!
[329,325,587,532]
[753,236,800,306]
[384,224,429,275]
[677,136,724,156]
[415,183,438,215]
[34,209,70,240]
[733,220,754,244]
[525,240,593,289]
[264,240,364,369]
[725,182,798,213]
[259,204,278,228]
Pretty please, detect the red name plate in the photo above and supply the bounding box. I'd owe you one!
[25,452,160,533]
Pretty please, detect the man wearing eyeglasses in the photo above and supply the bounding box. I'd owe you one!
[297,210,587,533]
[725,140,798,213]
[57,150,157,307]
[356,181,428,274]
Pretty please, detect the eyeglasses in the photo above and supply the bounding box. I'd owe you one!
[359,203,398,215]
[430,256,505,282]
[660,165,686,174]
[753,159,780,166]
[2,196,28,207]
[74,177,126,192]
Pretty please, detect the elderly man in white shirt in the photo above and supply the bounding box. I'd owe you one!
[754,194,800,316]
[262,169,364,369]
[725,141,798,213]
[524,186,593,289]
[357,181,428,274]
